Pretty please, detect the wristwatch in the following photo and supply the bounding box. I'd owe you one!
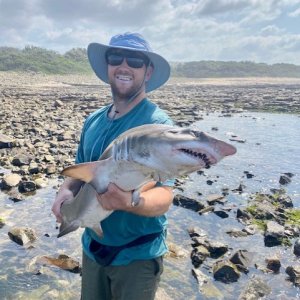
[131,191,141,207]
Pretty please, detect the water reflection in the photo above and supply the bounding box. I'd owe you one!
[0,112,299,299]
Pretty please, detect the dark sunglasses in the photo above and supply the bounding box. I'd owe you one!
[105,50,149,69]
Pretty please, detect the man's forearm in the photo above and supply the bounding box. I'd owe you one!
[131,186,174,217]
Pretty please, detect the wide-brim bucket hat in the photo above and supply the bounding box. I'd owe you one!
[87,32,170,92]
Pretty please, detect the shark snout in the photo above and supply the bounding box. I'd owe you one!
[214,139,237,158]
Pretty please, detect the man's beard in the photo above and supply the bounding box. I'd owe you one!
[110,80,144,102]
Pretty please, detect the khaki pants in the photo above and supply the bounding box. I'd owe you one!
[81,251,163,300]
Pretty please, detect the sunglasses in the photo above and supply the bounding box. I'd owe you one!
[105,50,149,69]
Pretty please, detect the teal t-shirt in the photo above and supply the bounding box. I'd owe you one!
[76,98,173,265]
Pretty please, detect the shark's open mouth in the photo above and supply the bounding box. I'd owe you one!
[179,148,212,168]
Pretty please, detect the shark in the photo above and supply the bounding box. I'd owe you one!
[58,124,236,238]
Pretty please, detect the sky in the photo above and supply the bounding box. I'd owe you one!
[0,0,300,65]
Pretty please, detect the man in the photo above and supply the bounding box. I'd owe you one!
[52,32,174,300]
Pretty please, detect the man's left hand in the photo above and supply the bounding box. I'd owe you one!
[96,183,132,211]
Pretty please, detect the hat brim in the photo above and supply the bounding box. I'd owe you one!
[87,43,170,92]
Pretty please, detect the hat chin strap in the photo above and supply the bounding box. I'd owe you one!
[111,61,150,105]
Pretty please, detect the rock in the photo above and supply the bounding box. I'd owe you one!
[199,205,214,214]
[7,188,26,202]
[208,241,228,259]
[249,201,277,220]
[155,287,173,300]
[226,228,248,238]
[229,137,246,143]
[11,154,31,166]
[284,224,299,238]
[191,236,209,248]
[213,210,229,218]
[286,265,300,285]
[236,208,251,220]
[36,254,81,273]
[191,245,210,268]
[45,164,56,175]
[243,225,257,235]
[18,181,37,193]
[238,276,271,300]
[264,221,285,247]
[279,174,291,185]
[34,177,49,188]
[28,162,41,174]
[213,260,240,283]
[232,183,246,193]
[0,133,14,149]
[1,173,22,189]
[265,256,281,273]
[206,194,226,205]
[192,268,223,299]
[277,194,293,208]
[293,239,300,256]
[43,155,55,163]
[230,250,253,272]
[187,226,207,238]
[283,172,294,178]
[245,172,254,179]
[173,194,205,212]
[54,99,64,107]
[8,227,37,245]
[166,242,188,258]
[0,217,5,229]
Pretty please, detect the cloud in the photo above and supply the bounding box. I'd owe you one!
[0,0,300,64]
[260,25,285,36]
[288,7,300,17]
[194,0,253,16]
[38,0,171,27]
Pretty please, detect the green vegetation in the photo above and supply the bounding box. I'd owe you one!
[246,205,258,216]
[171,60,300,78]
[252,219,267,231]
[279,237,292,247]
[0,46,91,74]
[286,209,300,226]
[1,46,300,77]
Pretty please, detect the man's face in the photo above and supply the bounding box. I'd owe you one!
[106,49,153,100]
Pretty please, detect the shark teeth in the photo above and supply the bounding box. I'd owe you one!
[179,148,212,168]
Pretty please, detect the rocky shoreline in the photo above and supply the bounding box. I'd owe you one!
[1,72,300,299]
[1,72,299,186]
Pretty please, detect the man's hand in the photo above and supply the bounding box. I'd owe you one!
[96,183,132,211]
[51,177,83,223]
[52,188,74,223]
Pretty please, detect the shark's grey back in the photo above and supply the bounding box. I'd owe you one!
[99,124,174,160]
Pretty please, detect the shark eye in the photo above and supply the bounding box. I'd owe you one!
[190,130,205,139]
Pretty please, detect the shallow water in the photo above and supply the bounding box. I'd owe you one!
[0,112,299,299]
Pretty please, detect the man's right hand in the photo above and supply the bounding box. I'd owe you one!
[51,177,83,223]
[51,188,74,223]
